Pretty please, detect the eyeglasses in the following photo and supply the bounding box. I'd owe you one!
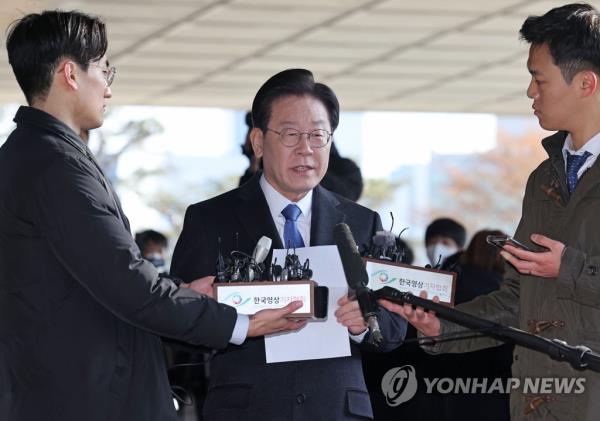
[266,128,332,148]
[90,63,116,87]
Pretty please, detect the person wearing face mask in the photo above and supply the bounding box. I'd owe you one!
[135,229,169,272]
[424,217,466,269]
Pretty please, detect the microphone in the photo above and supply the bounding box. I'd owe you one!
[372,230,396,248]
[252,236,272,264]
[248,236,272,281]
[334,223,383,345]
[361,212,409,263]
[216,237,227,282]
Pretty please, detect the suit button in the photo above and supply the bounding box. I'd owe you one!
[296,393,306,404]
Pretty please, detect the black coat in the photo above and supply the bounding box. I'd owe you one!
[0,107,238,421]
[171,175,407,421]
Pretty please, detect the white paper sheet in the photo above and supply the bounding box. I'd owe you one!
[264,245,351,363]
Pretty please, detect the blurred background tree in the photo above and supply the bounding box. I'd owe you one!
[431,129,548,235]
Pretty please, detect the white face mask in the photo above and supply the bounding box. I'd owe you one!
[145,252,166,270]
[426,243,458,266]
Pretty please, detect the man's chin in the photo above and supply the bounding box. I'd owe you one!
[536,117,559,132]
[284,182,320,200]
[88,120,103,130]
[292,178,320,192]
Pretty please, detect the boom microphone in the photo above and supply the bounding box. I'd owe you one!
[334,223,383,345]
[373,286,600,372]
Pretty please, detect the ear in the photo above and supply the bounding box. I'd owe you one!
[58,60,80,91]
[579,70,598,98]
[250,127,265,158]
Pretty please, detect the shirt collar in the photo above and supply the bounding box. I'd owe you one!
[259,174,313,221]
[562,132,600,160]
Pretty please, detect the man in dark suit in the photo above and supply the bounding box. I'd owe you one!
[0,11,303,421]
[171,69,406,421]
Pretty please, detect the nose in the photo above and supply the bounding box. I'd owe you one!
[295,133,314,154]
[105,85,112,99]
[526,78,537,99]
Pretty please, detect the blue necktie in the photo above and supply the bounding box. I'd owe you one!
[281,204,305,248]
[566,151,591,194]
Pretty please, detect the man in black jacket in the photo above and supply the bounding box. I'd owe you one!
[0,10,302,421]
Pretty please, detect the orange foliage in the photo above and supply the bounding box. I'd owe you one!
[434,128,549,235]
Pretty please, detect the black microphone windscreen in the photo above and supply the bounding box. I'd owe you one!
[333,223,369,289]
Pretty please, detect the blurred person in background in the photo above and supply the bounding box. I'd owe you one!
[424,217,466,268]
[454,229,508,303]
[135,229,169,273]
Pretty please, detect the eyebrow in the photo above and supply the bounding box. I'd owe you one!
[278,119,329,126]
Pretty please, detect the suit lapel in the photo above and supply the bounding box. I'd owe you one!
[235,175,283,250]
[310,185,345,246]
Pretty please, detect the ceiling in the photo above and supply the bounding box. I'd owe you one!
[0,0,596,114]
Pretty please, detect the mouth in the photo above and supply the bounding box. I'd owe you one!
[292,165,315,174]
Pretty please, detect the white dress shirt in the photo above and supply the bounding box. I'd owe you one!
[562,132,600,179]
[260,175,312,247]
[259,174,367,342]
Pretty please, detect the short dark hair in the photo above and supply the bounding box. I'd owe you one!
[251,68,340,133]
[425,217,466,248]
[6,10,108,104]
[520,3,600,83]
[135,230,168,252]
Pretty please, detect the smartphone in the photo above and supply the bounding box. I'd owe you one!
[486,235,534,252]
